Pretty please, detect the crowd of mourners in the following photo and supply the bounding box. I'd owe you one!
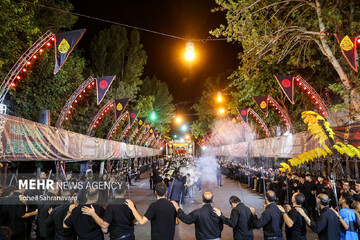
[0,157,360,240]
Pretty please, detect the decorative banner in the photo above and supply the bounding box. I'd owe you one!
[115,98,130,121]
[274,75,294,104]
[129,110,140,126]
[96,76,116,105]
[54,29,86,74]
[237,108,248,123]
[138,117,147,130]
[252,96,268,117]
[149,127,155,135]
[335,34,358,72]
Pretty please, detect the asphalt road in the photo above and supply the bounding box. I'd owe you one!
[115,171,318,240]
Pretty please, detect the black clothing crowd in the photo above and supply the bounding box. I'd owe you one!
[1,158,360,240]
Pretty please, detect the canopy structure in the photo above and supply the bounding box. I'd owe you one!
[205,124,360,158]
[0,114,161,161]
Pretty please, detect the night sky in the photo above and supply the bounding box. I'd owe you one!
[72,0,242,134]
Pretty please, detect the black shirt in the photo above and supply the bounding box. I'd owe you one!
[177,204,223,240]
[103,198,135,239]
[220,202,253,240]
[309,206,341,240]
[285,207,307,240]
[144,198,176,240]
[0,193,27,237]
[46,204,77,240]
[251,202,284,239]
[64,204,105,240]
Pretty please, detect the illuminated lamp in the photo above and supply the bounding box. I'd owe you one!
[91,81,95,85]
[88,85,91,88]
[39,49,44,53]
[65,117,69,120]
[299,82,302,86]
[83,89,86,93]
[68,111,71,114]
[315,101,318,104]
[46,42,51,47]
[93,125,97,128]
[79,95,82,98]
[101,113,104,116]
[70,105,73,109]
[312,96,315,99]
[74,100,78,103]
[51,37,55,41]
[16,76,21,80]
[32,55,37,59]
[99,117,102,120]
[11,82,16,87]
[110,104,114,107]
[22,68,27,72]
[307,91,311,94]
[319,107,322,110]
[27,61,31,65]
[96,121,99,124]
[304,87,307,90]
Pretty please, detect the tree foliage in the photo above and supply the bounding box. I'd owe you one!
[211,0,360,121]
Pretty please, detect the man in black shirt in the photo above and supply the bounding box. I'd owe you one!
[250,190,284,240]
[213,195,253,240]
[46,191,77,240]
[277,192,307,240]
[82,184,136,240]
[296,193,344,240]
[172,191,223,240]
[64,189,105,240]
[126,182,177,240]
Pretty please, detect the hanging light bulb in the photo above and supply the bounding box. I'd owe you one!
[185,41,195,61]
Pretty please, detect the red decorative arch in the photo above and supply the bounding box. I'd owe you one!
[248,108,270,137]
[106,111,129,140]
[0,31,55,104]
[56,76,95,128]
[267,96,293,131]
[86,99,115,135]
[294,75,330,119]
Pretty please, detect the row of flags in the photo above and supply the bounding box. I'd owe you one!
[35,28,166,147]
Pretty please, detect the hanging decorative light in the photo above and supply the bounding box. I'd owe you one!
[185,41,195,61]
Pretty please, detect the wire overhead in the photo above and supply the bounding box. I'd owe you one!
[20,0,228,43]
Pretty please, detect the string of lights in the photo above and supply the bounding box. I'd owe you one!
[20,0,228,43]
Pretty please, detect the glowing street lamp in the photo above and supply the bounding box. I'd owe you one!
[217,92,222,102]
[218,108,225,114]
[150,111,156,121]
[175,116,182,124]
[181,124,188,132]
[185,134,190,140]
[185,41,195,61]
[174,134,177,138]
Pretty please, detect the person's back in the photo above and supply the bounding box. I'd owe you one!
[285,207,307,240]
[339,208,358,240]
[169,178,182,203]
[104,198,135,240]
[47,204,77,240]
[64,203,104,240]
[250,191,284,239]
[175,191,223,240]
[2,192,27,239]
[232,203,253,240]
[144,198,176,240]
[192,204,223,240]
[311,206,341,239]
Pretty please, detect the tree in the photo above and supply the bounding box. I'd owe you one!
[191,72,231,138]
[63,26,148,137]
[140,76,175,135]
[211,0,360,120]
[3,0,85,125]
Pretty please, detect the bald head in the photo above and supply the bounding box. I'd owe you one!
[265,190,276,202]
[202,191,213,204]
[317,193,330,207]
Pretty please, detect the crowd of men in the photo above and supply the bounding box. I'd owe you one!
[1,157,360,240]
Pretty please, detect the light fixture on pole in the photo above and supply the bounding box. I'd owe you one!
[185,41,195,61]
[181,124,188,132]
